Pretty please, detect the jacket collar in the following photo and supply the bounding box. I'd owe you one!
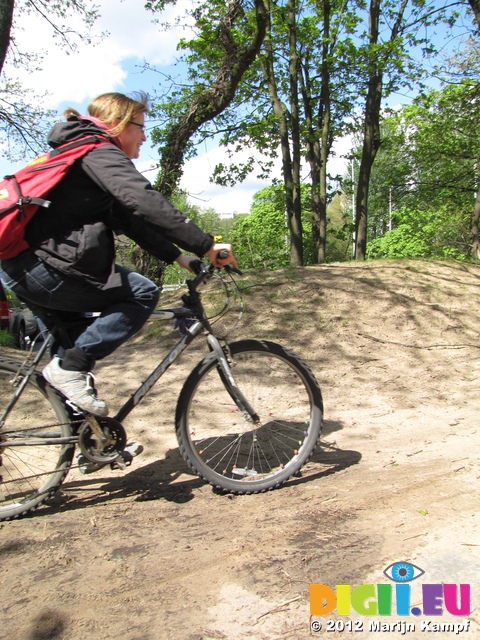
[77,116,124,152]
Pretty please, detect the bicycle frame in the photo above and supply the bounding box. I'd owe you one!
[1,264,257,437]
[114,315,204,422]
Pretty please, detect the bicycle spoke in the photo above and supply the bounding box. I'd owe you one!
[176,340,323,493]
[0,361,74,520]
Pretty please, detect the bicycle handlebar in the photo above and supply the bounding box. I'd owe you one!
[191,255,241,279]
[186,258,242,302]
[216,250,242,275]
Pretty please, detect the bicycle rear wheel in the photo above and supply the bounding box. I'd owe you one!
[176,340,323,493]
[0,359,75,521]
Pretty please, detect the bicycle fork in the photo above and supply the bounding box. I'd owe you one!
[206,334,260,425]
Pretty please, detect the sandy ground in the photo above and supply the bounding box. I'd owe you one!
[0,259,479,640]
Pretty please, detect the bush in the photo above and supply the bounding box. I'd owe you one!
[230,185,316,270]
[367,206,470,261]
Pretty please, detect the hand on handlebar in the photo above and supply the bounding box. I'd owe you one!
[206,243,238,269]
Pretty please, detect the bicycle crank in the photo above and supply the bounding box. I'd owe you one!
[78,416,127,463]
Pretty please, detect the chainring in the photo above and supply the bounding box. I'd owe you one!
[78,416,127,463]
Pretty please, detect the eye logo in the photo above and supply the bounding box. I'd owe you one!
[310,561,471,619]
[384,561,425,583]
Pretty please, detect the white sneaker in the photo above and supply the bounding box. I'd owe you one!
[77,442,144,474]
[43,356,108,417]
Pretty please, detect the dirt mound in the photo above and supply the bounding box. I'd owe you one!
[1,259,479,640]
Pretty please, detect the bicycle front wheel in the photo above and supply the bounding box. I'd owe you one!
[176,340,323,493]
[0,359,75,521]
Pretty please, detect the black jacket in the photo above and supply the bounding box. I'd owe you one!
[23,117,213,289]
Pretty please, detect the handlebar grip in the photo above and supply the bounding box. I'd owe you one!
[216,249,242,275]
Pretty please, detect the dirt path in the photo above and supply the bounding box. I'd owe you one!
[1,259,479,640]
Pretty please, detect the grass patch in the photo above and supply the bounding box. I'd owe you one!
[144,325,168,340]
[0,329,15,348]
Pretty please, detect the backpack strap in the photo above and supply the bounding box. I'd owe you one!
[2,175,51,220]
[48,134,113,159]
[0,134,113,222]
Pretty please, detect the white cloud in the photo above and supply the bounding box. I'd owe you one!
[90,0,192,67]
[136,133,354,215]
[179,146,281,215]
[139,139,352,215]
[8,0,192,107]
[330,134,353,179]
[137,144,275,215]
[180,147,269,214]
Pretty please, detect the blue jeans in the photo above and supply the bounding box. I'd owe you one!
[1,252,160,366]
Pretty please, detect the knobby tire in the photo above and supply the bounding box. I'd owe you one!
[175,340,323,493]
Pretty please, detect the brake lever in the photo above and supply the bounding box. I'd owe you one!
[224,264,243,276]
[191,253,242,278]
[217,249,242,275]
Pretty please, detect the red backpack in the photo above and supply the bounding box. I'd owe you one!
[0,135,113,260]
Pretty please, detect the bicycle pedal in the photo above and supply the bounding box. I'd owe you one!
[110,451,133,470]
[65,400,85,418]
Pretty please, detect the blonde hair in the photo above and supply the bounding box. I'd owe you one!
[63,91,149,137]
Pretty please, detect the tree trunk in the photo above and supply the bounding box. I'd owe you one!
[355,0,382,260]
[300,0,331,264]
[467,0,480,31]
[300,59,319,258]
[471,171,480,261]
[288,0,303,266]
[317,0,331,264]
[261,0,303,265]
[155,0,267,199]
[355,72,382,260]
[0,0,14,76]
[355,0,408,260]
[468,0,480,261]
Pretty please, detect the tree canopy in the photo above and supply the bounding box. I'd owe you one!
[0,0,101,159]
[361,77,480,260]
[148,0,473,265]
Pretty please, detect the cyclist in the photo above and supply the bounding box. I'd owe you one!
[0,91,237,423]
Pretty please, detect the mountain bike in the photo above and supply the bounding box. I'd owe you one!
[0,261,323,521]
